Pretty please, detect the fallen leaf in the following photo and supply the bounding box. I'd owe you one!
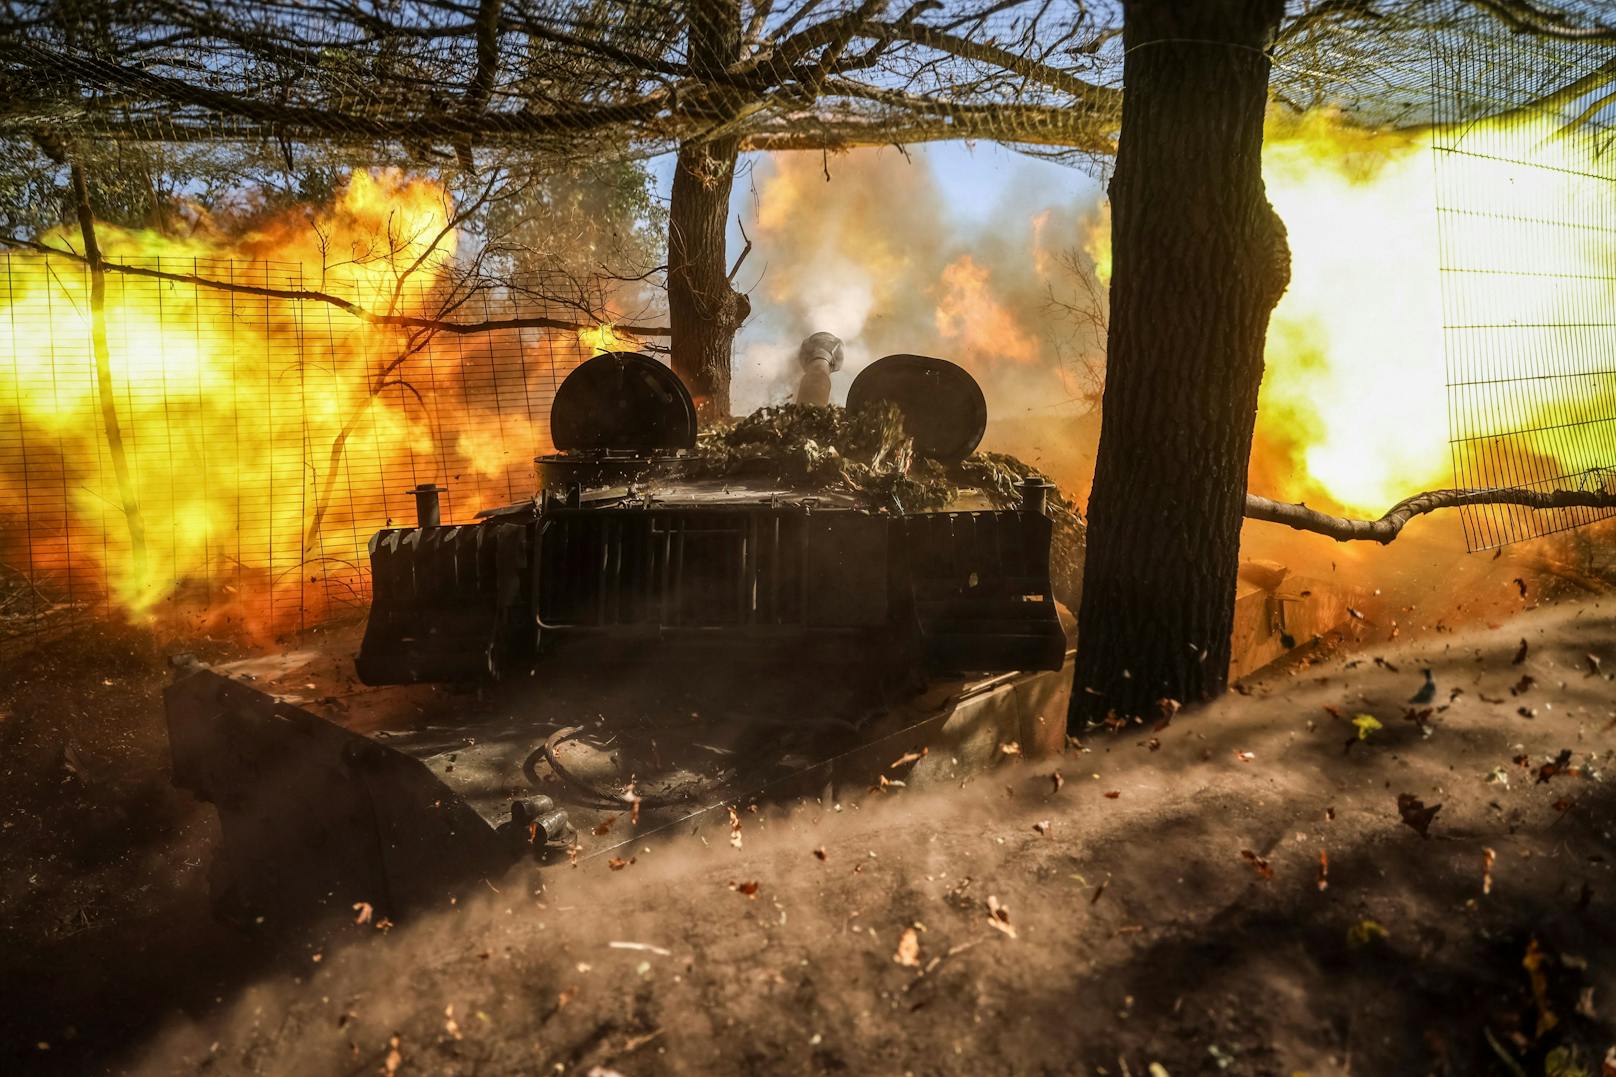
[1143,737,1161,752]
[1396,793,1441,838]
[889,748,927,769]
[383,1034,403,1076]
[444,1004,462,1042]
[1233,750,1255,763]
[1155,698,1182,729]
[813,846,828,861]
[1524,939,1559,1036]
[729,879,760,898]
[1483,847,1496,895]
[607,857,631,871]
[1346,919,1388,948]
[1240,849,1274,880]
[1511,674,1536,696]
[1033,819,1052,836]
[999,741,1022,757]
[353,901,373,926]
[1050,770,1065,794]
[985,895,1017,937]
[1513,638,1529,664]
[1586,654,1604,678]
[1317,848,1329,891]
[1512,577,1528,599]
[1103,790,1121,799]
[1537,749,1575,784]
[728,805,743,850]
[593,817,616,837]
[1351,714,1383,741]
[893,927,921,968]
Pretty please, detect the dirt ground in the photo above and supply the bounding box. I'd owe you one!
[5,591,1616,1075]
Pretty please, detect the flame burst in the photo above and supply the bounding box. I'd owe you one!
[0,170,583,624]
[1091,109,1616,516]
[934,255,1041,366]
[1253,111,1448,513]
[578,323,639,356]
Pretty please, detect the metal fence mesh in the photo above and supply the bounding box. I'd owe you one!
[0,254,599,654]
[1432,20,1616,550]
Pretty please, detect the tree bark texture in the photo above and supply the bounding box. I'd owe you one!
[667,0,750,417]
[1071,0,1290,724]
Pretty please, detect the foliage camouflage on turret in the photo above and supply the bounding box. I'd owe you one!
[688,402,1084,611]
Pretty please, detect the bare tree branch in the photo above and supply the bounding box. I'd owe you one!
[1469,0,1616,42]
[1244,484,1616,544]
[0,234,671,337]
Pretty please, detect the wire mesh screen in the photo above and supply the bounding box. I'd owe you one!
[0,253,601,654]
[1431,23,1616,550]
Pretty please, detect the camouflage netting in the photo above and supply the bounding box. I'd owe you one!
[688,401,1085,612]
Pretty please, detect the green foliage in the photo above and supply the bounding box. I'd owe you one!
[478,156,667,281]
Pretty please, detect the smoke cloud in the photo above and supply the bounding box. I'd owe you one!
[730,149,1107,421]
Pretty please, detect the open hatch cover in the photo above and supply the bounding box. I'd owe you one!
[846,353,987,464]
[550,351,697,452]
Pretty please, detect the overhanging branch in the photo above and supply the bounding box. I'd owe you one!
[0,235,671,338]
[1469,0,1616,42]
[1244,485,1616,543]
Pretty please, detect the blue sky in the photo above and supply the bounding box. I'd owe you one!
[645,140,1103,243]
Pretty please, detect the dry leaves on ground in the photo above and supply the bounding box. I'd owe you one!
[1396,793,1441,838]
[894,926,921,967]
[985,896,1016,939]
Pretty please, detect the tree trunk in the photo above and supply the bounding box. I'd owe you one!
[1070,0,1290,725]
[71,163,149,592]
[668,134,748,417]
[666,0,749,418]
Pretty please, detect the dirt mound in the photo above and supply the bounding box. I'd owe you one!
[86,600,1616,1077]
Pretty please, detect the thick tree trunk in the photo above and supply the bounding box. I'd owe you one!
[668,134,748,416]
[666,0,750,418]
[1070,0,1290,725]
